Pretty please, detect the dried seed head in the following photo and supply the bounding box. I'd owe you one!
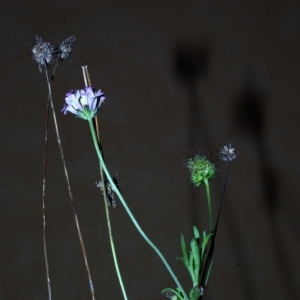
[56,35,75,61]
[32,36,54,72]
[96,176,119,208]
[219,143,237,162]
[165,291,177,300]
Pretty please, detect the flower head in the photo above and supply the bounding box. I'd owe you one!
[187,155,216,187]
[219,143,237,162]
[32,36,54,72]
[56,35,76,61]
[62,87,105,120]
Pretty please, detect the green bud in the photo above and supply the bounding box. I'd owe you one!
[187,155,216,187]
[189,286,201,300]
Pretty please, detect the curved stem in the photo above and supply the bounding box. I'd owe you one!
[81,66,128,299]
[87,118,188,300]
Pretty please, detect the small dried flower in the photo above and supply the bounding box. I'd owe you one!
[219,143,237,162]
[56,35,75,61]
[165,291,177,300]
[62,87,105,120]
[96,176,119,208]
[32,36,54,72]
[187,155,216,187]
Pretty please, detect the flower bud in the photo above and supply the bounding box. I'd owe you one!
[187,155,216,187]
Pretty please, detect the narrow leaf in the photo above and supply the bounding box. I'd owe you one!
[176,256,190,269]
[201,233,214,260]
[180,234,188,265]
[190,238,200,284]
[188,249,196,283]
[193,226,200,239]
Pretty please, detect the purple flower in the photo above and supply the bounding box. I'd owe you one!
[62,87,105,120]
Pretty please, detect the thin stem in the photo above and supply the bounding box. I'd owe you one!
[87,118,188,300]
[42,82,52,300]
[204,179,213,232]
[200,163,230,293]
[44,67,96,300]
[103,185,128,300]
[214,162,229,234]
[82,66,128,300]
[41,61,59,300]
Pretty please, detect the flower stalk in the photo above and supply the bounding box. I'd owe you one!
[86,117,188,300]
[81,66,128,300]
[44,68,95,300]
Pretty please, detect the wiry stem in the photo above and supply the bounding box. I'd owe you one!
[41,61,59,300]
[200,162,230,294]
[82,66,128,300]
[44,66,96,300]
[42,84,52,300]
[87,118,188,300]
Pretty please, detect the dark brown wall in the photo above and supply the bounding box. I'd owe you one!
[0,0,299,299]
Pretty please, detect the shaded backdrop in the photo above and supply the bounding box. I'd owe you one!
[0,0,299,299]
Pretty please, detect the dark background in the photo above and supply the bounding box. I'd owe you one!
[0,0,299,299]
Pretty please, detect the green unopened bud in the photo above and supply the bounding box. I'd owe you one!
[187,155,216,187]
[189,286,201,300]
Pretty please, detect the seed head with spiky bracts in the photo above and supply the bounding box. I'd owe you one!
[219,143,237,162]
[187,155,216,187]
[96,181,116,208]
[96,176,120,208]
[32,36,54,72]
[56,35,76,61]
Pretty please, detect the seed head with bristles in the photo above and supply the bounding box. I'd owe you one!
[187,155,216,187]
[56,35,76,61]
[32,36,54,72]
[219,143,237,162]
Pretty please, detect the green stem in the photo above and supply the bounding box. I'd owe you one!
[96,139,128,300]
[204,179,213,232]
[87,118,188,300]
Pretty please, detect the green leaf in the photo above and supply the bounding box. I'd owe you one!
[193,226,200,239]
[179,234,195,283]
[190,238,200,285]
[176,256,190,269]
[188,248,196,283]
[180,234,188,265]
[200,233,214,260]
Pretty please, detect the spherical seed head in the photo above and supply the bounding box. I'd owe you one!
[32,36,54,68]
[219,143,237,162]
[187,155,216,187]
